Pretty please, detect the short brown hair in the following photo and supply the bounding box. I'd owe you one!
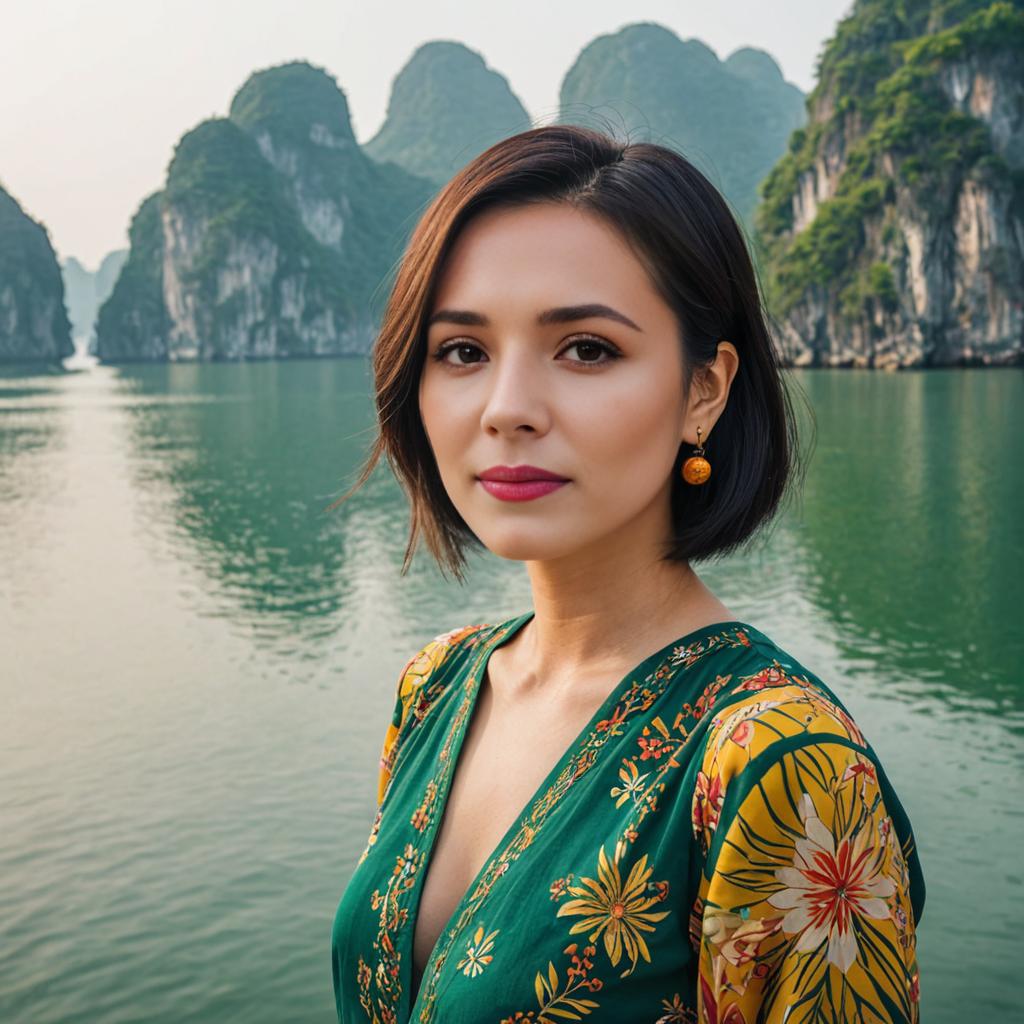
[329,123,812,583]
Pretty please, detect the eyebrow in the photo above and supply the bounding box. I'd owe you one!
[426,302,644,333]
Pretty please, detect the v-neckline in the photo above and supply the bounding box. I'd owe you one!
[402,610,758,1020]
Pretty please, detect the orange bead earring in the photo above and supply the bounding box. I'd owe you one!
[681,425,711,485]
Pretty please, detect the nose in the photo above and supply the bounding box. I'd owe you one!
[478,348,550,436]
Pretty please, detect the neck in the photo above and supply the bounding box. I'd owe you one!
[509,553,735,696]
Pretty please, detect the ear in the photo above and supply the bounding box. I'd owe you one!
[681,341,740,444]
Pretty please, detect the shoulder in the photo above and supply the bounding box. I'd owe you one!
[397,620,493,687]
[392,619,494,718]
[690,640,924,1019]
[707,649,869,762]
[693,636,883,857]
[372,620,493,809]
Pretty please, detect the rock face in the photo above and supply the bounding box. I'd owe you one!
[96,193,172,360]
[756,0,1024,368]
[0,184,73,363]
[363,40,532,186]
[558,23,806,227]
[97,61,435,363]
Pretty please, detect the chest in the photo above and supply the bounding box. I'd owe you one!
[410,677,604,991]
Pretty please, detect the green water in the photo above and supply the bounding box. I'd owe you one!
[0,359,1021,1022]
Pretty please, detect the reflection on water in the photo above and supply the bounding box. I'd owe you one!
[0,360,1020,1021]
[794,370,1023,723]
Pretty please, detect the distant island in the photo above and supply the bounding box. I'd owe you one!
[62,250,127,354]
[92,32,806,364]
[95,63,435,362]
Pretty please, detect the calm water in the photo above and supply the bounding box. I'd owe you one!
[1,359,1021,1022]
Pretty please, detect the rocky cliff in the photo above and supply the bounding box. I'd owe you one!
[363,40,532,186]
[0,183,73,363]
[756,0,1024,368]
[96,192,172,360]
[558,23,807,228]
[96,61,435,363]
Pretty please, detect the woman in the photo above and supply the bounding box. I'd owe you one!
[330,124,924,1024]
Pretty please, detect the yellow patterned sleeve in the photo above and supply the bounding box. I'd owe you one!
[374,622,487,807]
[692,684,923,1023]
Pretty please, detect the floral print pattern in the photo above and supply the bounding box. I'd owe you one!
[455,923,500,977]
[694,684,923,1023]
[332,615,924,1024]
[554,843,671,977]
[768,789,896,972]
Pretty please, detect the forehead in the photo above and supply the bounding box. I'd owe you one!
[430,202,659,313]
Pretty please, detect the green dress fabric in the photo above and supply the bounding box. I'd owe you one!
[331,611,925,1024]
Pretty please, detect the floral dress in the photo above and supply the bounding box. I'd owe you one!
[331,612,924,1023]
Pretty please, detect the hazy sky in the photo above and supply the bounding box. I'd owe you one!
[0,0,852,269]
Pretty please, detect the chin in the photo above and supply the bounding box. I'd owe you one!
[477,527,584,564]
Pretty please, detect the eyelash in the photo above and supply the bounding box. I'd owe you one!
[429,334,622,369]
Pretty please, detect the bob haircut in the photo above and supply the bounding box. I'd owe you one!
[330,123,811,584]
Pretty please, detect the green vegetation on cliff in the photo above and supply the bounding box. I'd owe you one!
[168,116,357,356]
[363,41,531,185]
[229,60,358,150]
[558,23,806,227]
[97,61,438,362]
[0,183,72,362]
[228,62,436,323]
[756,0,1024,318]
[169,118,348,299]
[95,191,170,360]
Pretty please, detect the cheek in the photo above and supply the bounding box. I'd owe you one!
[565,378,681,487]
[419,376,447,442]
[419,379,473,465]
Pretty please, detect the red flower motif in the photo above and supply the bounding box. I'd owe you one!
[638,732,667,760]
[730,719,755,748]
[767,792,896,973]
[737,664,788,692]
[692,770,724,837]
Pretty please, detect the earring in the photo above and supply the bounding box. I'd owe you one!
[681,425,711,485]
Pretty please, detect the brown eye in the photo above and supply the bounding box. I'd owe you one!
[432,341,486,365]
[560,336,622,366]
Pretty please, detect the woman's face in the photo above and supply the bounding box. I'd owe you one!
[419,201,702,564]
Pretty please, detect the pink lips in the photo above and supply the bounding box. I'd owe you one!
[477,464,570,503]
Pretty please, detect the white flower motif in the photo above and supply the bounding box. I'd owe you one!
[767,792,896,973]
